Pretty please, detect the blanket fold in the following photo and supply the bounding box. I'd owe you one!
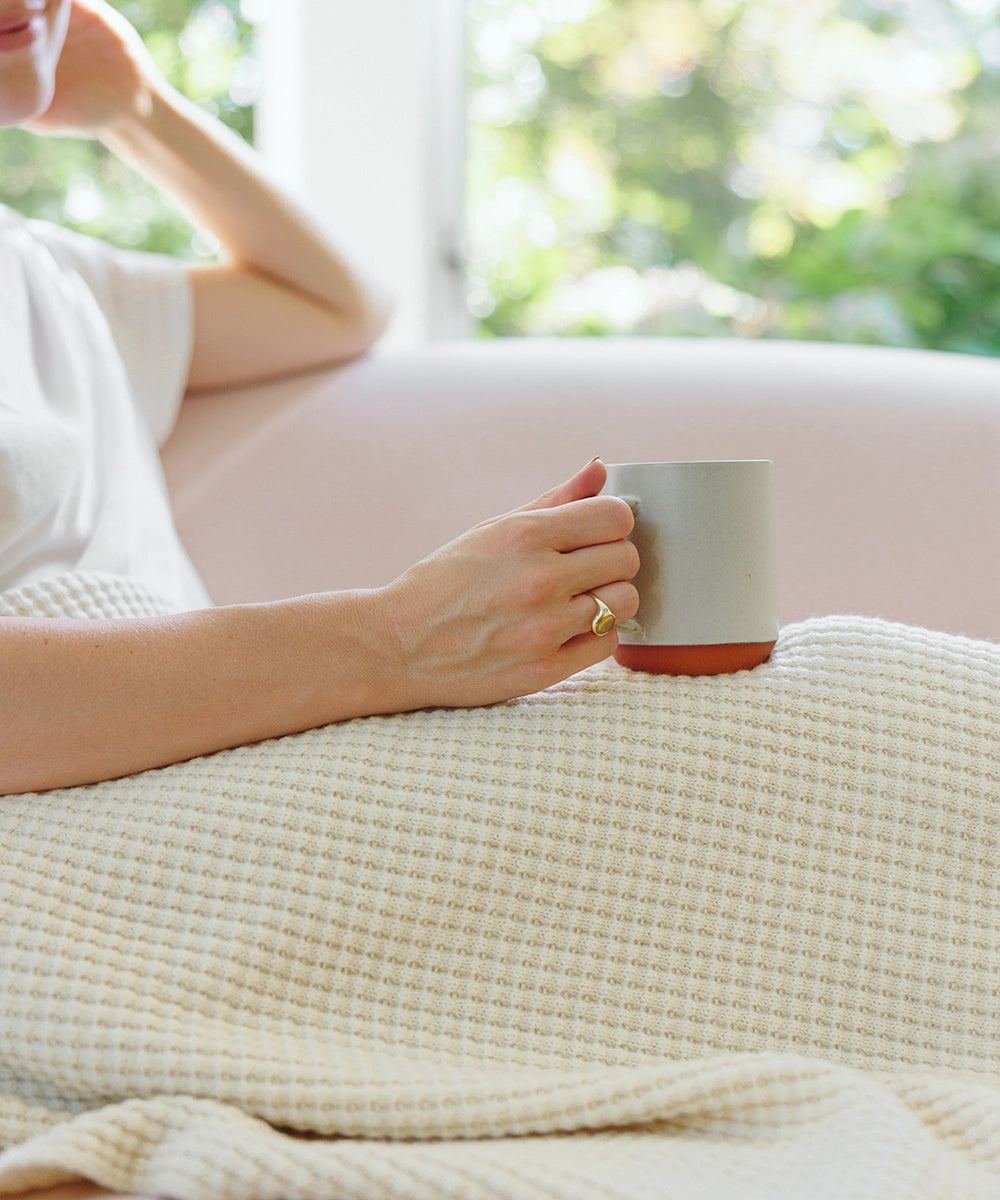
[2,572,999,1199]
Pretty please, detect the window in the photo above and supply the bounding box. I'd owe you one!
[7,1,999,355]
[464,0,1000,354]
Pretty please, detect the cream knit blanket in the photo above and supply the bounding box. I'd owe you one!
[1,572,999,1200]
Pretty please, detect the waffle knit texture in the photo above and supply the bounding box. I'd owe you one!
[2,572,999,1200]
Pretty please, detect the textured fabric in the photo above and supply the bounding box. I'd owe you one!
[1,574,999,1199]
[16,213,193,447]
[0,206,209,611]
[0,570,177,620]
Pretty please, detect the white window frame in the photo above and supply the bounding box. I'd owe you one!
[254,0,469,346]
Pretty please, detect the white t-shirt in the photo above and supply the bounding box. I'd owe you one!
[0,204,211,612]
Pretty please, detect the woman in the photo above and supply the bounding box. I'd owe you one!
[0,0,640,794]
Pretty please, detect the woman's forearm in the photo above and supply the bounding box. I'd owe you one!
[102,84,393,387]
[0,592,396,795]
[103,84,390,335]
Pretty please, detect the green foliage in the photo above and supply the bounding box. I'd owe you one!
[0,0,257,258]
[466,0,1000,355]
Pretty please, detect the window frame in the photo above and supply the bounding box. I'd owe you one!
[254,0,470,345]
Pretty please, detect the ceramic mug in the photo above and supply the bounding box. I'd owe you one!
[603,460,779,675]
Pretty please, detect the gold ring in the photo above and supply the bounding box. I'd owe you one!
[587,592,617,637]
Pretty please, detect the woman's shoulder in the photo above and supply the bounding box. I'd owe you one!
[0,202,113,294]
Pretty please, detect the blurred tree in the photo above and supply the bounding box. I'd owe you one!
[0,0,259,258]
[465,0,1000,355]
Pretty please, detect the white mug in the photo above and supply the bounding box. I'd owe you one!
[603,460,779,675]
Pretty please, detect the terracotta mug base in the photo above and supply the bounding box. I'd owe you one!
[614,641,776,676]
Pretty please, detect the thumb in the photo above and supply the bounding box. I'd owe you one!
[520,457,608,512]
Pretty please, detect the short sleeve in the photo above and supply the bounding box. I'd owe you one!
[25,220,195,447]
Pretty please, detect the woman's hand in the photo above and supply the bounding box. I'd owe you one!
[25,0,160,138]
[372,459,640,711]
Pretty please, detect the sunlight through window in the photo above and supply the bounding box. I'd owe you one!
[465,0,1000,354]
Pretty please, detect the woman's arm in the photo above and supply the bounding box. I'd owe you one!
[28,0,392,390]
[1,588,399,795]
[0,462,639,795]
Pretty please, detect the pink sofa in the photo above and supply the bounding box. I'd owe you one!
[162,336,1000,643]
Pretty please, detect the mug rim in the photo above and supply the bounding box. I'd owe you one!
[605,458,772,467]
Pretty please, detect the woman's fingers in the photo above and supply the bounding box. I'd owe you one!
[564,582,640,644]
[26,1,155,137]
[482,493,632,557]
[557,538,640,595]
[540,494,635,552]
[518,457,608,512]
[478,461,632,554]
